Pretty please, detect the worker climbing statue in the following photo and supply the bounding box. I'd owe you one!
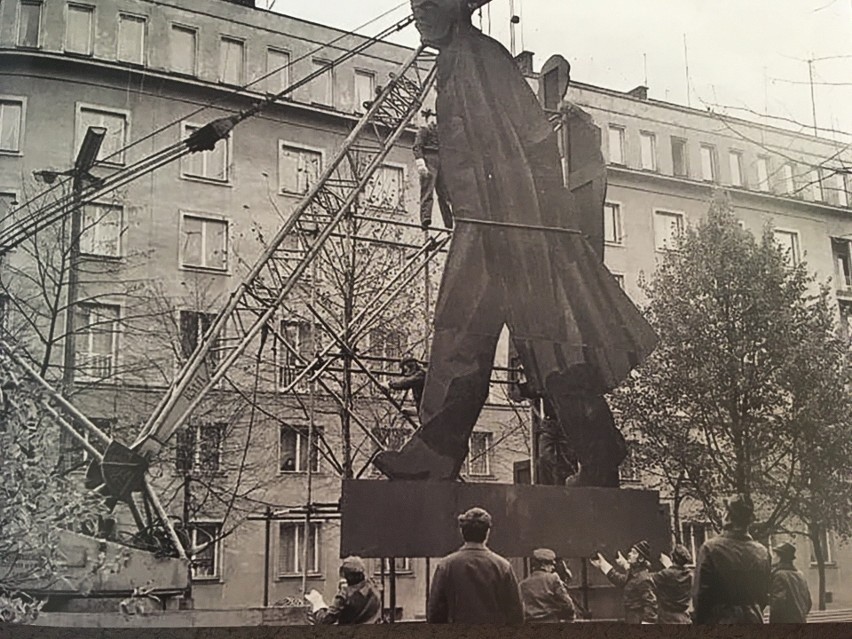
[373,0,658,486]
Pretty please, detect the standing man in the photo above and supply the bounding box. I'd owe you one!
[413,109,453,230]
[591,541,658,624]
[374,0,657,485]
[305,556,381,625]
[652,545,693,624]
[427,507,524,624]
[519,548,576,623]
[769,542,812,623]
[692,495,772,624]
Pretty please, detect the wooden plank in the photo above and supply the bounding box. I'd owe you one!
[340,480,671,559]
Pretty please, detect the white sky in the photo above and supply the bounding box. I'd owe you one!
[269,0,852,142]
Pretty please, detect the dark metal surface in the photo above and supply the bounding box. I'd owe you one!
[341,480,670,559]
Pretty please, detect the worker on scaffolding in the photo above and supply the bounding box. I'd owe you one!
[374,0,657,485]
[305,556,382,625]
[387,354,427,414]
[414,109,454,230]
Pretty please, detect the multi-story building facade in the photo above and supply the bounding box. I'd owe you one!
[1,0,849,620]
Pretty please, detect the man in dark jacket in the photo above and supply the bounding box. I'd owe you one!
[306,556,381,625]
[769,542,812,623]
[427,507,524,624]
[592,540,658,623]
[519,548,576,622]
[653,544,693,624]
[692,495,772,624]
[388,355,426,414]
[413,110,453,229]
[374,0,657,485]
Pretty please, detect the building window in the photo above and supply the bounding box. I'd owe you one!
[266,48,290,94]
[117,14,146,65]
[728,150,744,187]
[654,210,684,251]
[277,320,314,391]
[466,431,492,476]
[178,310,220,369]
[190,522,222,580]
[354,70,375,112]
[279,522,321,576]
[279,425,321,473]
[822,170,844,206]
[362,165,404,211]
[773,229,800,266]
[65,4,94,55]
[279,143,322,195]
[76,106,128,165]
[0,99,24,154]
[312,59,333,106]
[80,203,123,258]
[180,214,228,271]
[671,137,688,177]
[603,202,623,245]
[219,37,245,85]
[612,273,625,289]
[782,163,796,196]
[681,521,708,565]
[639,132,656,171]
[369,327,404,387]
[58,417,113,474]
[170,24,197,76]
[17,1,42,48]
[832,239,852,291]
[374,427,410,454]
[75,303,119,380]
[176,423,225,473]
[619,446,637,482]
[809,530,835,565]
[376,557,413,574]
[757,156,771,192]
[607,126,625,165]
[699,144,717,182]
[0,192,17,249]
[838,173,850,208]
[181,123,230,182]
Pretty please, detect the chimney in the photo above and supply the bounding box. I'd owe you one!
[627,85,649,100]
[514,51,535,76]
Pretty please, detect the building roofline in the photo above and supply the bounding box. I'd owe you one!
[567,78,849,148]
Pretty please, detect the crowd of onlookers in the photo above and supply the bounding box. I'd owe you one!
[306,493,812,625]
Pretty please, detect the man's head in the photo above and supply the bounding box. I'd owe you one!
[724,494,755,529]
[400,355,420,375]
[410,0,472,48]
[340,555,367,585]
[628,540,651,565]
[670,544,692,568]
[531,547,557,572]
[458,507,492,543]
[773,542,796,563]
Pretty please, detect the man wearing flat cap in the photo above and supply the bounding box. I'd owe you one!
[652,544,693,624]
[305,555,381,625]
[692,494,772,624]
[591,540,657,623]
[519,548,576,623]
[427,507,524,624]
[769,542,811,623]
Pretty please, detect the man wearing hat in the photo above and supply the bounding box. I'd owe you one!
[427,507,524,624]
[591,540,658,623]
[692,494,772,624]
[305,556,381,624]
[413,109,453,230]
[769,542,811,623]
[652,545,693,624]
[519,548,576,623]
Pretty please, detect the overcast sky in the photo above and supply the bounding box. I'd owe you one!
[269,0,852,143]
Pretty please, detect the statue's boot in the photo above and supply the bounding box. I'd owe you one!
[373,436,458,481]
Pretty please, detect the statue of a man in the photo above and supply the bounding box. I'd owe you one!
[374,0,657,486]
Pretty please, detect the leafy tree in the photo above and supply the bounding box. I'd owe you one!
[612,195,852,583]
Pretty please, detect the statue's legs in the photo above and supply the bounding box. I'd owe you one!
[374,227,504,480]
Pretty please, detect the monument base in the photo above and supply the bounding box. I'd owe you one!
[340,480,671,560]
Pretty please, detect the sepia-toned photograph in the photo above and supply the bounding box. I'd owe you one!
[0,0,850,634]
